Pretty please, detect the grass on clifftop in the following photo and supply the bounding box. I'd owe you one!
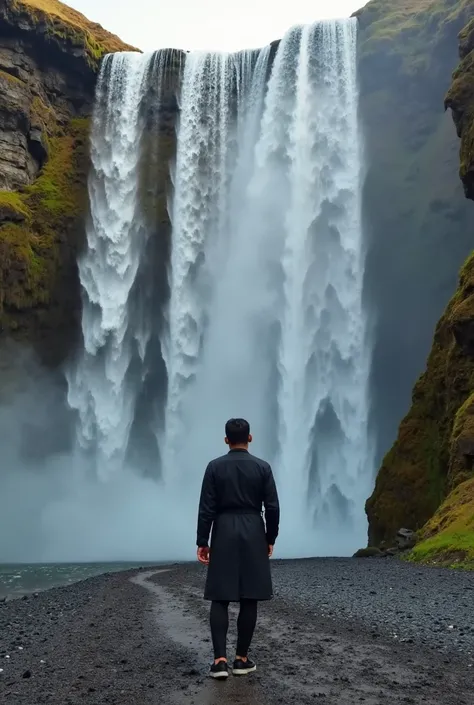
[408,478,474,569]
[357,0,474,75]
[10,0,137,67]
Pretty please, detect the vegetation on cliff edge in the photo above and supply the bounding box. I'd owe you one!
[356,0,474,74]
[8,0,138,69]
[409,477,474,569]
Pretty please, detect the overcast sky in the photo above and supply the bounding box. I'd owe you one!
[68,0,368,51]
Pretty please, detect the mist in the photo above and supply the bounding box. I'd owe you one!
[0,344,192,563]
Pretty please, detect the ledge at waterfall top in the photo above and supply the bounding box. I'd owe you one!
[0,0,139,363]
[366,7,474,568]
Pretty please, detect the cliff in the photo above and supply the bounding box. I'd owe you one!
[446,16,474,197]
[408,17,474,568]
[356,0,474,472]
[0,0,136,364]
[365,3,474,566]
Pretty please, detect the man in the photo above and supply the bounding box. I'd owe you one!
[196,418,280,680]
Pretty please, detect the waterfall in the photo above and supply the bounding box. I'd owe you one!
[160,19,372,555]
[59,18,373,560]
[271,22,371,551]
[66,50,180,480]
[161,48,271,487]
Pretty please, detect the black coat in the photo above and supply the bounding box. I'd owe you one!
[196,448,280,602]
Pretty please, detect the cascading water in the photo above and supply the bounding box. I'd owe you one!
[161,19,373,555]
[66,52,152,479]
[67,50,179,480]
[56,18,373,561]
[161,52,234,470]
[271,22,371,552]
[161,48,271,492]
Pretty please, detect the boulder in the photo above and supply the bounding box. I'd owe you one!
[353,547,384,558]
[396,528,417,551]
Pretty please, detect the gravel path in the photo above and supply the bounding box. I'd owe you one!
[0,559,473,705]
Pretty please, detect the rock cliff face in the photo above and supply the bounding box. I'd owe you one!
[0,0,136,364]
[365,4,474,565]
[446,16,474,198]
[356,0,474,471]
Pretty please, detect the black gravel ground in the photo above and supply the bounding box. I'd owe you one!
[0,558,473,705]
[273,559,474,658]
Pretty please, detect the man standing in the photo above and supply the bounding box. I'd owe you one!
[196,418,280,679]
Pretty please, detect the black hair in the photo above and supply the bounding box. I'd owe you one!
[225,418,250,445]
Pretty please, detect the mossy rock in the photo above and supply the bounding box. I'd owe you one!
[0,191,32,223]
[0,117,90,361]
[356,0,474,81]
[353,547,384,558]
[6,0,139,71]
[444,8,474,198]
[366,251,474,544]
[448,391,474,486]
[0,69,25,87]
[408,477,474,568]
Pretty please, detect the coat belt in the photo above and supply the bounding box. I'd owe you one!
[217,508,262,516]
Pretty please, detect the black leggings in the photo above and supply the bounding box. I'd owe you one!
[210,599,258,660]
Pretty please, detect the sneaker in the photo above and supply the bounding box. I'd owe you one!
[232,658,257,675]
[210,661,229,679]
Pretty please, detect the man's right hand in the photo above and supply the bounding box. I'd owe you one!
[197,546,210,565]
[268,545,274,558]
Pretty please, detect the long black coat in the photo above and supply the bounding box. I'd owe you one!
[196,448,280,602]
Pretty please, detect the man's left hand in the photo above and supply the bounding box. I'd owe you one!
[197,546,210,565]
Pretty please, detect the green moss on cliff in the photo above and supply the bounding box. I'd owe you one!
[0,191,32,221]
[358,0,474,489]
[365,5,474,548]
[0,69,25,86]
[357,0,474,76]
[445,15,474,196]
[8,0,138,70]
[366,252,474,544]
[0,117,89,335]
[409,477,474,568]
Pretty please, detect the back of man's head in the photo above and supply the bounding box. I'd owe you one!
[225,418,250,446]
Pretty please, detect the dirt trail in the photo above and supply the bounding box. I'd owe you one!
[141,567,472,705]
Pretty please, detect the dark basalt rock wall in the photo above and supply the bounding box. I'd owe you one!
[361,0,474,551]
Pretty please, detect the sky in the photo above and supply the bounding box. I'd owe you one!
[68,0,368,52]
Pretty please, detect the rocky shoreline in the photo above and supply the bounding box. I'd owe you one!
[0,558,473,704]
